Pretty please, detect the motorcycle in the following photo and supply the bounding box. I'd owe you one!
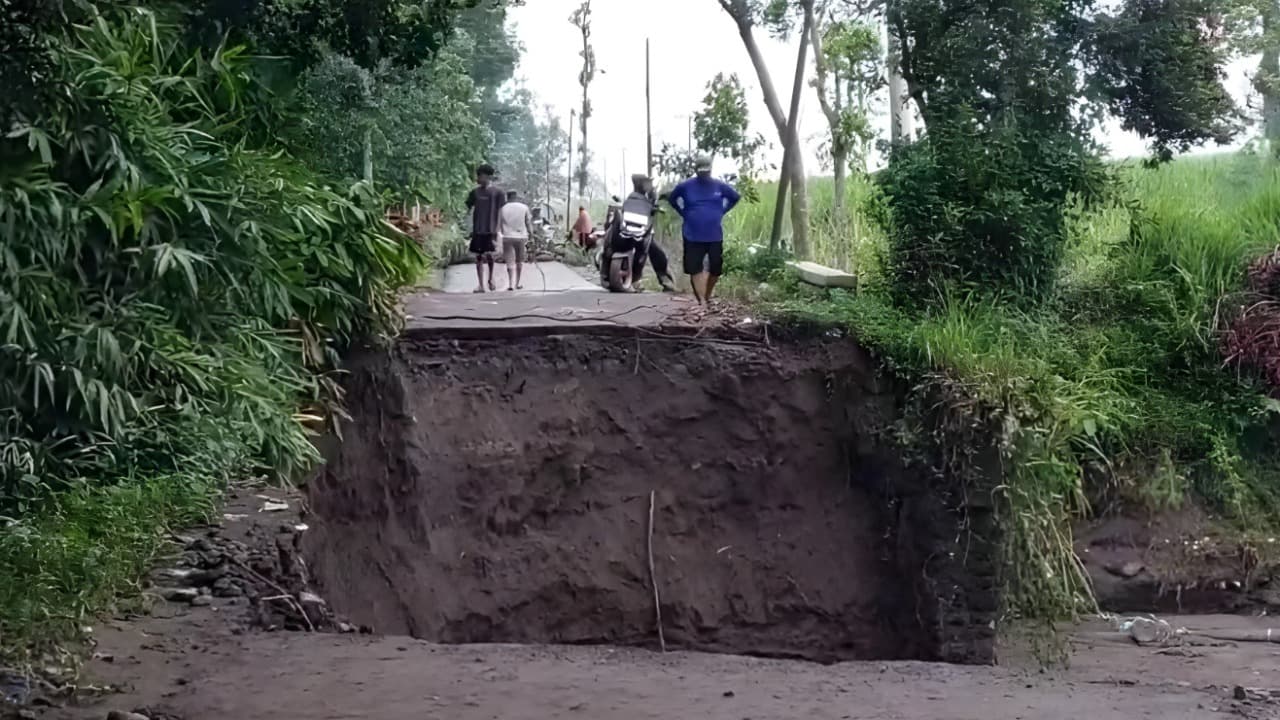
[599,193,657,292]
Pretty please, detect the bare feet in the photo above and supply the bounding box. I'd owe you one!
[473,286,485,293]
[488,279,496,291]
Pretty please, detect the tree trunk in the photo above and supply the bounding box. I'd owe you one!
[832,147,847,219]
[770,8,812,256]
[722,4,811,257]
[886,14,911,143]
[362,127,373,183]
[1262,4,1280,151]
[808,6,847,225]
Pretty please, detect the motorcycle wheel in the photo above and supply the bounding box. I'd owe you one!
[608,256,630,293]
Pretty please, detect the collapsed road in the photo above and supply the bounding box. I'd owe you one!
[42,272,1280,720]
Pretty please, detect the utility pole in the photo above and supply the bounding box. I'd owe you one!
[566,108,575,232]
[621,149,627,193]
[645,38,653,177]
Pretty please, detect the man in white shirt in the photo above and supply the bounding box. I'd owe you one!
[498,190,534,291]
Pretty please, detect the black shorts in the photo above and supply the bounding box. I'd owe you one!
[682,240,723,276]
[469,233,497,255]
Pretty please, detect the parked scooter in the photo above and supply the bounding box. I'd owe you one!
[599,193,658,292]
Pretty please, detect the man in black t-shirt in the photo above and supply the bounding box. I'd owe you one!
[465,163,505,293]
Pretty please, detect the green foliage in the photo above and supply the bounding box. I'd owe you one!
[182,0,483,71]
[487,93,570,204]
[0,0,63,128]
[722,242,790,281]
[290,43,490,207]
[814,11,882,173]
[879,117,1109,302]
[885,0,1238,300]
[730,153,1280,619]
[0,3,425,657]
[694,73,766,168]
[1089,0,1241,161]
[0,457,227,657]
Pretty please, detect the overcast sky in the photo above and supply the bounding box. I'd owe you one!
[508,1,1257,193]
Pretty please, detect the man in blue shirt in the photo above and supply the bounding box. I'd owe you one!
[666,156,741,306]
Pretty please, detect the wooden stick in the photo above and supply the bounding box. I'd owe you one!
[647,489,666,652]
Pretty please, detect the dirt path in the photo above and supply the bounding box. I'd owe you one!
[36,489,1280,720]
[51,611,1280,720]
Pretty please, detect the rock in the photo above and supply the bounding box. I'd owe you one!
[212,577,243,598]
[159,587,199,603]
[190,595,213,607]
[298,591,326,610]
[153,568,196,583]
[17,710,36,720]
[1233,685,1248,701]
[187,566,226,586]
[106,712,149,720]
[1121,616,1174,646]
[1250,588,1280,607]
[1104,561,1145,579]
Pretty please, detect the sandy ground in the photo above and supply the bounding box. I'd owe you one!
[50,610,1280,720]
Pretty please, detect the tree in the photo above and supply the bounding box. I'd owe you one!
[694,74,767,175]
[289,40,491,208]
[715,0,813,257]
[1224,0,1280,147]
[652,74,768,201]
[183,0,487,72]
[489,96,572,205]
[569,0,596,197]
[880,0,1239,302]
[810,2,883,219]
[1090,0,1241,161]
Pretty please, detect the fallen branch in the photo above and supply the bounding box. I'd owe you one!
[647,490,666,652]
[1185,628,1279,644]
[228,556,316,632]
[260,594,317,632]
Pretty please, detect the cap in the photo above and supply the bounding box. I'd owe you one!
[694,155,712,172]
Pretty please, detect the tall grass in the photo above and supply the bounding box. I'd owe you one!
[738,152,1280,619]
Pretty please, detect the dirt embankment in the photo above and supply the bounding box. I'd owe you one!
[301,334,999,664]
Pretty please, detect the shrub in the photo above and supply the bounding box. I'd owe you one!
[0,4,424,657]
[878,117,1108,303]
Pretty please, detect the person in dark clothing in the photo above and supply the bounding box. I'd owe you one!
[599,174,676,291]
[465,163,505,293]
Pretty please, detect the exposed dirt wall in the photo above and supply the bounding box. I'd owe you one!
[302,334,999,663]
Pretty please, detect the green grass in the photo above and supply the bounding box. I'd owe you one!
[0,471,223,667]
[730,151,1280,619]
